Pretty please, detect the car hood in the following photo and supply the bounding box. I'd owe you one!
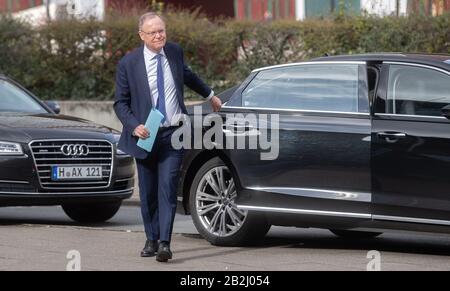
[0,113,116,143]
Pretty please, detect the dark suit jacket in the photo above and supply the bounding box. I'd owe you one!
[114,42,212,159]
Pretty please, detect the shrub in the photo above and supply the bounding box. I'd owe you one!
[0,11,449,100]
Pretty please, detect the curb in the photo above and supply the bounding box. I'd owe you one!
[122,199,141,207]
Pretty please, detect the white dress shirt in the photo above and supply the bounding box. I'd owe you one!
[143,46,214,127]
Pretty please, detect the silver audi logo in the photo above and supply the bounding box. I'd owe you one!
[61,144,89,156]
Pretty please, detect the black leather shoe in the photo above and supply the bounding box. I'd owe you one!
[140,240,158,257]
[156,242,172,262]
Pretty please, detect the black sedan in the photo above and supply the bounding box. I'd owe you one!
[0,75,135,223]
[178,53,450,246]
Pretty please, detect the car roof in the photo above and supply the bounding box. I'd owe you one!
[312,53,450,64]
[254,53,450,72]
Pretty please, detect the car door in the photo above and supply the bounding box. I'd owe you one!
[371,62,450,224]
[221,62,373,217]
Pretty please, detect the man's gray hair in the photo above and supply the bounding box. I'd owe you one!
[139,12,165,31]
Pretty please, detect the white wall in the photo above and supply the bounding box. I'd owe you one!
[65,0,105,21]
[296,0,408,20]
[59,100,204,132]
[361,0,408,16]
[296,0,306,20]
[12,2,58,26]
[59,101,123,131]
[13,0,106,26]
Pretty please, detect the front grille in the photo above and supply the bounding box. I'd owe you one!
[29,140,113,190]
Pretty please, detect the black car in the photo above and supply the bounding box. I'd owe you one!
[0,75,135,223]
[177,53,450,246]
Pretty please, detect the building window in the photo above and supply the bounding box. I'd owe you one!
[305,0,360,18]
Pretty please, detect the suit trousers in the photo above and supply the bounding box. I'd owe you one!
[135,127,184,243]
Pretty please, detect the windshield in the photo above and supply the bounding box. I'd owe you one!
[0,79,47,114]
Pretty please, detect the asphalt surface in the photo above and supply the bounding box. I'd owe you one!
[0,205,449,271]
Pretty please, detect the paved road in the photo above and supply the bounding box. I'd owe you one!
[0,205,449,271]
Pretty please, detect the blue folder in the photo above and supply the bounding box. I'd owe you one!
[137,108,164,152]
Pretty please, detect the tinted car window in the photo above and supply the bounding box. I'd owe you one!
[242,64,360,112]
[387,65,450,116]
[0,79,46,113]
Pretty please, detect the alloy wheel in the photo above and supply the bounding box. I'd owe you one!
[195,166,247,237]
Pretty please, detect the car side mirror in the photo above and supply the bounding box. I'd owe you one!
[45,100,61,114]
[442,105,450,120]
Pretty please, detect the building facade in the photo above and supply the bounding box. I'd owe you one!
[235,0,450,20]
[0,0,44,13]
[234,0,296,21]
[408,0,450,15]
[1,0,449,23]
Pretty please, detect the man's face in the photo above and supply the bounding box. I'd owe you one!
[139,17,166,53]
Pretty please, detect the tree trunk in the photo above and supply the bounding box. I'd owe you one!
[46,0,51,22]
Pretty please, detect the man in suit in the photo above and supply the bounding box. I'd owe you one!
[114,12,222,262]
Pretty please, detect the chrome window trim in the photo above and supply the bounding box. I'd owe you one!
[230,61,369,114]
[374,113,448,120]
[222,105,370,116]
[247,187,371,203]
[384,61,450,76]
[383,62,450,118]
[373,215,450,226]
[252,61,366,73]
[0,188,134,196]
[237,205,371,219]
[28,139,114,190]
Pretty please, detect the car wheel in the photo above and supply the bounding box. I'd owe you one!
[330,229,382,239]
[62,201,122,223]
[189,157,270,246]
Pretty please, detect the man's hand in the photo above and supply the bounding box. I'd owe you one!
[210,96,222,112]
[133,124,150,139]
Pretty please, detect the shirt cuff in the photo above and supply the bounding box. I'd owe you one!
[205,90,215,101]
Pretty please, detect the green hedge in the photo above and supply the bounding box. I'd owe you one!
[0,12,449,100]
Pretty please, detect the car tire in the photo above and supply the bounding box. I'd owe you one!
[330,229,382,239]
[62,201,122,223]
[189,157,270,246]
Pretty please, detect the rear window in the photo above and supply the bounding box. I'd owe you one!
[387,65,450,116]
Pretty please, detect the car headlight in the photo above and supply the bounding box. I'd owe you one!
[0,141,24,155]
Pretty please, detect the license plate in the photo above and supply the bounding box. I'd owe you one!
[52,166,103,181]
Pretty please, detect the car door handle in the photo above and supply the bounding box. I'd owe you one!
[222,124,259,136]
[377,132,407,143]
